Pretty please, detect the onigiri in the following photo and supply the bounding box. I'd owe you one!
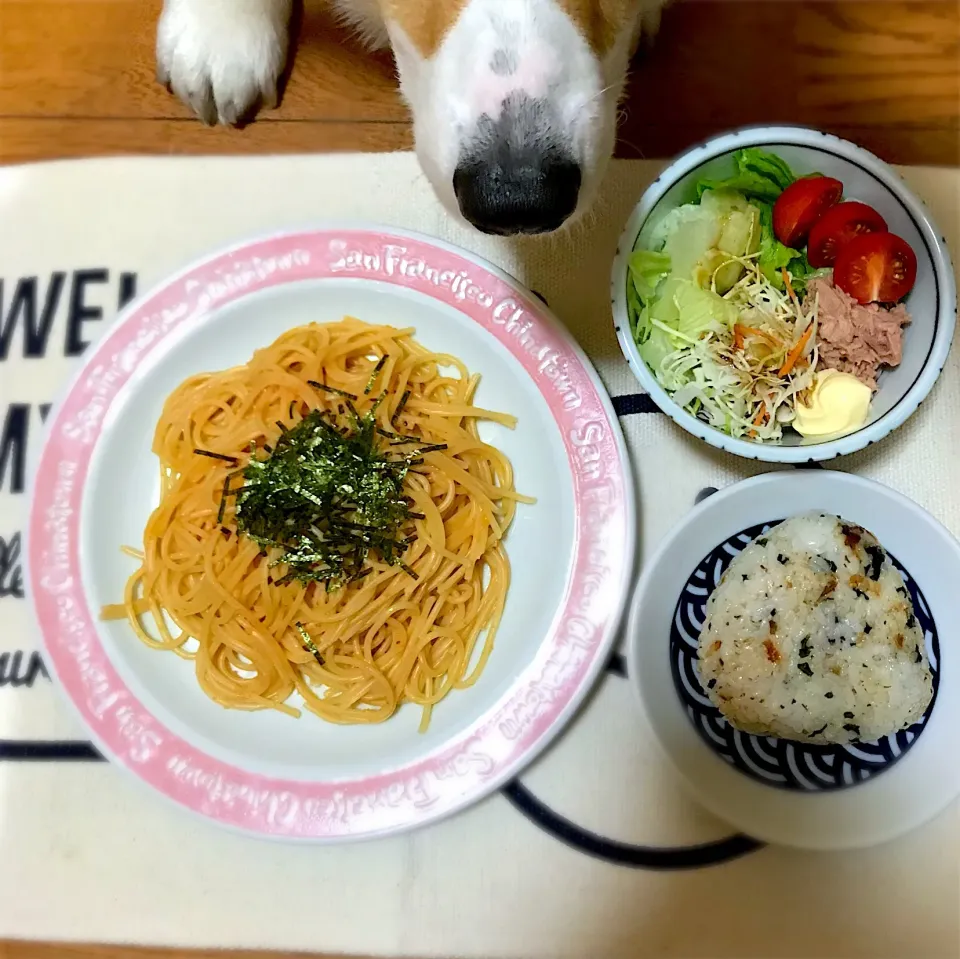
[697,512,933,745]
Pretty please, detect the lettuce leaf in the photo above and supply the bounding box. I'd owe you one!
[645,276,738,334]
[639,191,759,294]
[631,271,738,363]
[629,249,672,303]
[637,280,739,382]
[735,148,795,191]
[695,147,797,203]
[668,280,740,336]
[627,280,647,346]
[639,322,674,372]
[753,200,810,289]
[644,203,722,279]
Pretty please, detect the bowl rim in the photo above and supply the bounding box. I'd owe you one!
[610,124,958,464]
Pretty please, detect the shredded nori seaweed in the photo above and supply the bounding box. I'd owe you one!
[296,622,324,664]
[232,401,431,588]
[864,545,885,581]
[364,354,389,394]
[194,448,239,464]
[392,389,411,424]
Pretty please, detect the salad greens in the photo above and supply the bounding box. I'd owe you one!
[694,147,796,202]
[754,200,811,290]
[627,148,819,442]
[692,148,812,288]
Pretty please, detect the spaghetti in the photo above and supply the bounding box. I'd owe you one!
[102,318,529,730]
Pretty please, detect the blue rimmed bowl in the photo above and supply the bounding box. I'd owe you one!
[670,518,939,793]
[627,470,960,850]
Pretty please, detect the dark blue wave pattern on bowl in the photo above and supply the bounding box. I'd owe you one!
[670,520,940,792]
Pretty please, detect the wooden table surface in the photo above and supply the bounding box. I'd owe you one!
[1,0,959,166]
[0,947,365,959]
[1,1,958,958]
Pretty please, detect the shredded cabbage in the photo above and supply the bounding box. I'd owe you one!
[650,259,819,441]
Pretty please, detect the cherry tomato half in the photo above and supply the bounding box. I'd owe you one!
[833,232,918,304]
[772,176,843,248]
[806,201,888,268]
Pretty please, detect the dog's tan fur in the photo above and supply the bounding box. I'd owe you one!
[555,0,636,55]
[378,0,469,58]
[379,0,635,58]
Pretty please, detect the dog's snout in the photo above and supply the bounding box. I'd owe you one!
[453,155,581,236]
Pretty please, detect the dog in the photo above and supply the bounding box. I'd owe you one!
[156,0,663,235]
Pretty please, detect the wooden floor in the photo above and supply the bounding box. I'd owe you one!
[1,2,958,959]
[0,0,958,166]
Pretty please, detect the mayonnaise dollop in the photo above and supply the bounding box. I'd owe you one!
[794,369,872,438]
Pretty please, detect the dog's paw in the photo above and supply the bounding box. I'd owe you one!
[156,0,292,126]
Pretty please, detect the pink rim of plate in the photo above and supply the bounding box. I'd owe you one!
[26,227,635,841]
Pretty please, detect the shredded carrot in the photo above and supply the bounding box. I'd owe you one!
[747,403,768,438]
[733,325,746,350]
[778,324,814,377]
[781,268,797,302]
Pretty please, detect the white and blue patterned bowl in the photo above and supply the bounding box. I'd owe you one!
[627,471,960,850]
[671,519,940,792]
[610,125,957,464]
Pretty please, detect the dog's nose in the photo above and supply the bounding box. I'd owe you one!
[453,156,581,236]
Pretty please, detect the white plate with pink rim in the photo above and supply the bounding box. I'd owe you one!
[26,226,636,842]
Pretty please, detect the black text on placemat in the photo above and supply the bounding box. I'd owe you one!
[0,269,139,496]
[0,269,137,361]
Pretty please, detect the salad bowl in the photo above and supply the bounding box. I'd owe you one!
[611,126,956,463]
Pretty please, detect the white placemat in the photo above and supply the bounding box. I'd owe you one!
[0,154,958,959]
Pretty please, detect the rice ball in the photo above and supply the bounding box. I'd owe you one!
[697,512,933,745]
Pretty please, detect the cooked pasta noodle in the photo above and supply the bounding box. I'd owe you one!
[101,318,530,730]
